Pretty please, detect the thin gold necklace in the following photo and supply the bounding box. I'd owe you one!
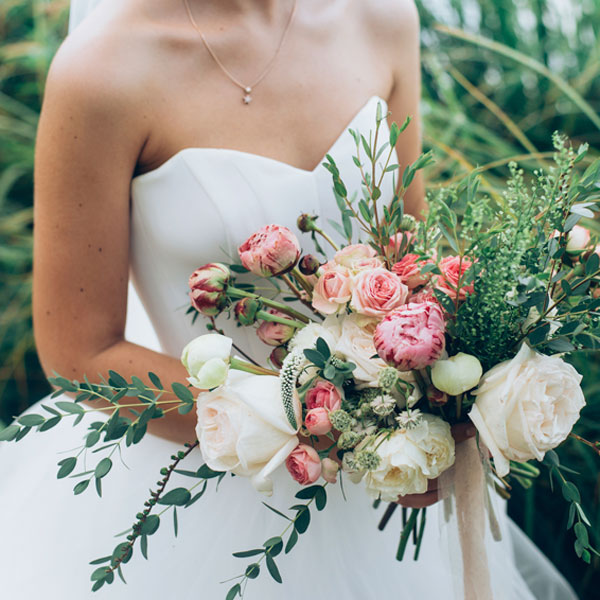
[182,0,297,105]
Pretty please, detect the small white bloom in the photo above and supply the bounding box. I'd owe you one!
[431,352,483,396]
[370,394,396,417]
[469,343,585,476]
[395,409,423,430]
[181,333,232,389]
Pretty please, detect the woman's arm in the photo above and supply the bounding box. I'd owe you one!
[33,34,196,444]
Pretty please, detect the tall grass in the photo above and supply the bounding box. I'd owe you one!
[0,0,598,596]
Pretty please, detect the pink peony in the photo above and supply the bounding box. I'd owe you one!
[238,224,301,277]
[321,458,339,484]
[188,263,231,316]
[305,380,342,411]
[304,408,332,435]
[286,444,322,485]
[434,256,474,302]
[257,309,296,347]
[392,254,432,290]
[312,262,353,314]
[350,268,409,317]
[334,244,377,268]
[374,301,446,371]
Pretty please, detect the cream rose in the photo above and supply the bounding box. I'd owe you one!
[196,371,300,495]
[364,415,455,501]
[335,314,388,386]
[469,343,585,476]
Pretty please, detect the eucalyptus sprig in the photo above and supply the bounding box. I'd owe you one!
[224,484,328,599]
[302,337,356,388]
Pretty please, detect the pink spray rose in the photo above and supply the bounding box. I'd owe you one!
[374,301,446,371]
[407,286,438,304]
[566,225,591,254]
[238,224,301,277]
[257,309,296,347]
[312,262,353,314]
[305,380,342,411]
[321,458,340,484]
[392,254,432,290]
[188,263,231,316]
[434,256,474,302]
[286,444,322,485]
[304,408,332,435]
[350,268,409,317]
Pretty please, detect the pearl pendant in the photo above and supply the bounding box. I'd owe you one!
[243,87,252,105]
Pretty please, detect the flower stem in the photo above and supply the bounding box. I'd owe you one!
[230,357,279,377]
[227,287,311,323]
[256,310,306,329]
[291,267,314,294]
[313,226,339,251]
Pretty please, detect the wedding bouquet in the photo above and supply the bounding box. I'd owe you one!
[3,106,600,597]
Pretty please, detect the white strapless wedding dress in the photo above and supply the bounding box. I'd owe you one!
[0,97,577,599]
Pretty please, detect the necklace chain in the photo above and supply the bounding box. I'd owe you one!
[182,0,297,104]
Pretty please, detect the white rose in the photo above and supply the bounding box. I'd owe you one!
[469,343,585,476]
[181,333,232,389]
[288,315,342,353]
[335,314,387,386]
[196,370,300,495]
[364,415,455,501]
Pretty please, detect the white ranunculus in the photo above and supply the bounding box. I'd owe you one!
[288,315,342,353]
[181,333,232,389]
[431,352,483,396]
[469,343,585,476]
[196,370,300,495]
[335,314,387,386]
[364,415,455,501]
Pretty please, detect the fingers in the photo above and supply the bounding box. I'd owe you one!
[396,490,439,509]
[451,422,477,444]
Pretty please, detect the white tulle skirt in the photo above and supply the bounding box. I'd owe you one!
[0,396,579,600]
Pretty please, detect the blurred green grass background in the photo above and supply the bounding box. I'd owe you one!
[0,0,598,597]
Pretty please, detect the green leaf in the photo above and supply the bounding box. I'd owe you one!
[562,482,581,503]
[294,485,321,500]
[55,401,85,415]
[185,481,208,508]
[95,457,113,479]
[574,522,589,546]
[233,549,264,558]
[140,534,148,559]
[140,515,160,535]
[285,528,299,553]
[294,507,311,534]
[86,430,101,448]
[173,507,178,537]
[157,487,191,506]
[389,121,400,147]
[18,414,45,427]
[74,479,90,495]
[57,457,77,479]
[178,403,194,415]
[226,584,242,600]
[91,566,110,582]
[89,556,112,566]
[148,372,163,390]
[266,554,282,584]
[585,252,599,276]
[438,223,459,253]
[95,477,103,498]
[245,563,260,579]
[0,424,20,441]
[315,486,327,511]
[264,536,283,557]
[547,338,575,352]
[303,349,325,368]
[108,370,128,388]
[171,382,194,404]
[315,339,330,359]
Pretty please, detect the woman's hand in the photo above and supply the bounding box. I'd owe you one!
[395,422,477,509]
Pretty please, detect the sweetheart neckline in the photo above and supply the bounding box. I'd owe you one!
[131,95,386,183]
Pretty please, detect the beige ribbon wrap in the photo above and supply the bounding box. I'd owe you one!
[440,437,501,600]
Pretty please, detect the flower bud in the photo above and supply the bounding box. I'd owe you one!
[181,333,232,389]
[257,309,296,346]
[427,384,448,407]
[328,409,354,432]
[238,224,301,277]
[566,225,591,254]
[431,352,483,396]
[298,254,320,276]
[297,213,318,233]
[337,431,364,450]
[188,263,230,316]
[233,297,261,326]
[400,214,417,232]
[304,407,332,435]
[321,458,339,484]
[269,346,289,370]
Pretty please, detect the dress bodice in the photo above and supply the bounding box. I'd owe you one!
[128,95,394,362]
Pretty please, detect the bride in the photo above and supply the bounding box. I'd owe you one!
[0,0,579,598]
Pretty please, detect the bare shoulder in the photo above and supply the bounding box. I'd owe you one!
[357,0,420,47]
